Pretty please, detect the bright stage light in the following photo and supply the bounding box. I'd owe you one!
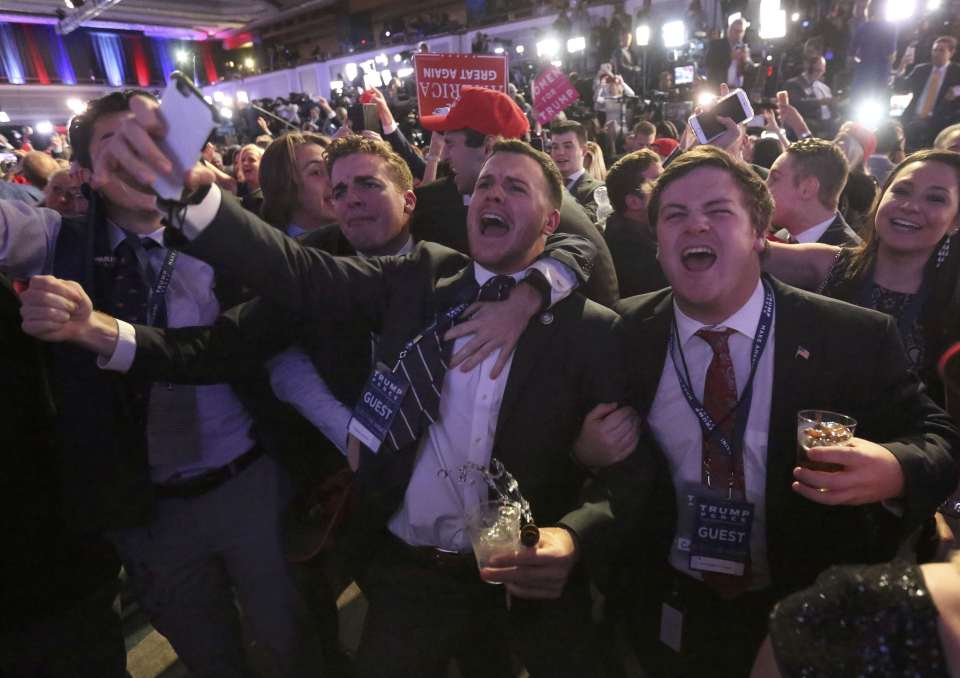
[176,49,189,64]
[536,37,560,58]
[516,44,525,54]
[394,54,402,63]
[855,99,885,130]
[567,36,586,53]
[635,24,650,47]
[697,91,717,107]
[494,46,505,54]
[662,21,687,48]
[243,57,255,69]
[219,107,233,120]
[791,12,801,21]
[885,0,916,21]
[36,121,54,135]
[66,97,86,114]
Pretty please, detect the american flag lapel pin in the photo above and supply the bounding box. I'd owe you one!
[795,346,810,360]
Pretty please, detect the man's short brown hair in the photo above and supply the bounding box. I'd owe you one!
[935,36,958,52]
[785,137,849,210]
[325,134,414,192]
[648,145,773,236]
[260,131,330,227]
[632,120,657,138]
[606,149,661,213]
[489,139,563,209]
[550,120,587,146]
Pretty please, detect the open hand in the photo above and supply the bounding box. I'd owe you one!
[792,437,905,505]
[444,283,540,378]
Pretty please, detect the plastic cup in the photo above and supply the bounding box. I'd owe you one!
[464,501,520,583]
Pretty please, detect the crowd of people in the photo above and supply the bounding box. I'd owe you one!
[3,13,960,676]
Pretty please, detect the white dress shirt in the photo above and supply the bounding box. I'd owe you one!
[793,213,837,244]
[810,80,833,121]
[647,280,775,588]
[566,168,586,191]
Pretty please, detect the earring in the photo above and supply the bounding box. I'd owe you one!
[936,233,955,268]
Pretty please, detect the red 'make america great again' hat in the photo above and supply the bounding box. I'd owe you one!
[420,86,530,139]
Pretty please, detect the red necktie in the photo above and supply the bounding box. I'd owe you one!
[696,328,751,596]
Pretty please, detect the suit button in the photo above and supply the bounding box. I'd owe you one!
[539,312,554,325]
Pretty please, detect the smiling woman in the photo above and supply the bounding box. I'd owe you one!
[764,149,960,404]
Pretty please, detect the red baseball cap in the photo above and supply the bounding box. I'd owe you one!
[420,86,529,139]
[650,137,679,159]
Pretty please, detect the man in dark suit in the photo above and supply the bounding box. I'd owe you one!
[704,18,747,91]
[549,120,604,223]
[601,148,668,297]
[783,55,838,139]
[895,36,960,150]
[412,86,621,308]
[611,28,643,93]
[3,90,325,676]
[582,146,958,677]
[767,138,862,246]
[24,128,641,677]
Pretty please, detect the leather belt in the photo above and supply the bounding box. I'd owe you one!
[392,536,475,573]
[153,445,263,499]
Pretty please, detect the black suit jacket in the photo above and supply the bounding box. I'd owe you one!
[776,212,862,247]
[615,277,959,602]
[568,172,603,224]
[783,74,831,125]
[158,192,640,570]
[410,175,621,308]
[896,62,960,122]
[602,212,668,298]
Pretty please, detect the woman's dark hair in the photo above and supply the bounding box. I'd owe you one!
[68,90,156,170]
[260,132,331,227]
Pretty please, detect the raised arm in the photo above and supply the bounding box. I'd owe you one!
[0,198,62,277]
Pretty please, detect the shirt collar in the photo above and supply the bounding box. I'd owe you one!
[356,234,414,259]
[566,168,586,187]
[793,212,837,244]
[108,221,164,251]
[473,261,526,287]
[285,223,307,238]
[462,193,472,206]
[673,279,765,347]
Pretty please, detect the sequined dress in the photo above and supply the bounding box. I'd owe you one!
[769,562,948,677]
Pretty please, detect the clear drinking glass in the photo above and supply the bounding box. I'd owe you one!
[464,501,520,583]
[797,410,857,472]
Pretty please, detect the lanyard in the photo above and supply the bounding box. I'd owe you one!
[668,279,774,496]
[125,236,179,327]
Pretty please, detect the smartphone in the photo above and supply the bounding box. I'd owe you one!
[776,90,789,107]
[347,103,382,134]
[673,65,695,85]
[687,88,754,144]
[153,71,220,201]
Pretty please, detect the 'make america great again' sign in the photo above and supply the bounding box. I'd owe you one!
[413,53,508,115]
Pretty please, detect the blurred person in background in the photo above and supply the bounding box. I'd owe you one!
[584,141,608,182]
[601,148,666,297]
[42,169,87,218]
[236,143,264,215]
[784,55,837,138]
[935,123,960,152]
[895,36,960,151]
[259,132,335,238]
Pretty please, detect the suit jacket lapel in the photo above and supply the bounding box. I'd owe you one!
[496,304,563,436]
[633,293,674,413]
[764,278,824,518]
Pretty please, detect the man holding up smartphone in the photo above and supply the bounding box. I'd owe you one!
[0,90,326,676]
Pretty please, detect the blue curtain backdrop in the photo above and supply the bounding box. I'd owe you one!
[152,37,175,84]
[90,32,126,86]
[0,23,26,84]
[51,28,77,85]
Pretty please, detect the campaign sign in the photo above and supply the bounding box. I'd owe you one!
[689,496,754,576]
[531,66,580,125]
[413,53,508,115]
